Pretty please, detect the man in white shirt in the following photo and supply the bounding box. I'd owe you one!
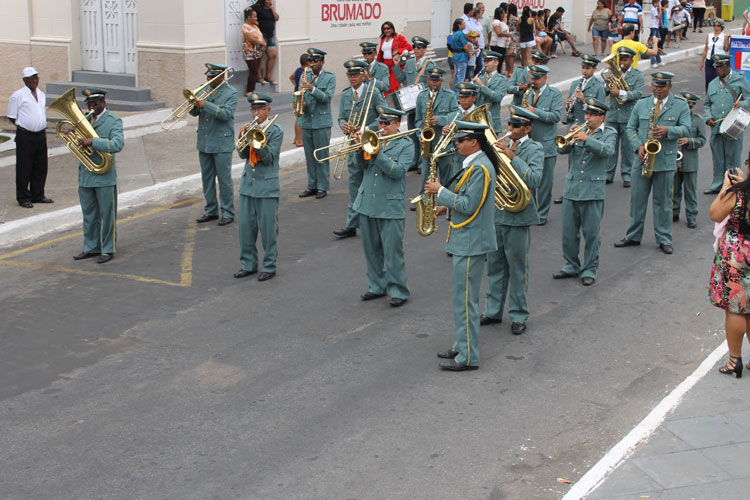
[6,67,53,208]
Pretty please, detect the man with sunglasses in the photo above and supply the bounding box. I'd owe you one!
[523,64,562,226]
[360,42,390,94]
[425,120,498,371]
[554,99,616,286]
[299,48,336,200]
[481,106,543,336]
[673,92,706,228]
[507,49,550,107]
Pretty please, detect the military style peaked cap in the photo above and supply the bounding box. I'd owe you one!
[457,82,479,96]
[508,105,539,124]
[83,87,107,102]
[584,97,609,114]
[247,92,273,106]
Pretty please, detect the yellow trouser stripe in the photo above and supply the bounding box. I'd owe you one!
[465,256,471,365]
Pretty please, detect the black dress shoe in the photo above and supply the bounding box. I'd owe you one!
[218,217,234,226]
[73,251,100,260]
[258,271,276,281]
[553,270,575,279]
[333,227,357,238]
[511,321,526,335]
[196,214,219,223]
[439,358,478,371]
[553,196,563,204]
[614,238,640,247]
[233,268,257,278]
[315,190,327,199]
[703,188,720,195]
[20,201,33,208]
[673,214,679,222]
[410,205,417,211]
[97,253,113,264]
[32,197,54,203]
[538,218,547,226]
[606,179,614,184]
[623,180,631,188]
[687,218,697,228]
[581,277,595,286]
[389,297,407,307]
[361,291,386,301]
[299,188,318,197]
[479,314,502,325]
[659,243,673,254]
[437,349,460,359]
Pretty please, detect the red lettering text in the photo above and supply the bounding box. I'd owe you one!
[320,3,382,22]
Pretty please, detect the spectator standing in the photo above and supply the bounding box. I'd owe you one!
[6,67,52,208]
[288,53,309,147]
[619,0,644,42]
[699,18,730,91]
[608,14,620,52]
[649,0,664,67]
[744,5,750,35]
[451,18,471,91]
[252,0,279,85]
[518,7,536,66]
[682,1,693,38]
[588,0,612,57]
[241,8,265,95]
[490,6,511,72]
[376,21,412,95]
[466,31,480,80]
[666,4,689,46]
[658,0,670,56]
[506,3,520,75]
[478,2,493,46]
[691,0,706,33]
[471,6,486,74]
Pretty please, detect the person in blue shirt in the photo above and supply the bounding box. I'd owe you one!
[451,18,471,92]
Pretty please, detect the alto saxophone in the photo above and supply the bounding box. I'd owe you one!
[641,99,662,178]
[420,91,436,158]
[293,68,312,117]
[522,87,531,108]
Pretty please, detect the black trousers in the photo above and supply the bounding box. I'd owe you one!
[15,128,48,204]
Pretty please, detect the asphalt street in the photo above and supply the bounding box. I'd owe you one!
[0,55,735,499]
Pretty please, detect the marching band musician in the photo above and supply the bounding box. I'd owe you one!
[473,50,508,135]
[481,106,543,335]
[523,64,562,226]
[425,121,498,371]
[190,63,238,226]
[234,92,283,282]
[352,106,413,307]
[415,67,459,190]
[553,99,617,286]
[360,42,390,95]
[332,60,386,239]
[616,72,691,255]
[703,54,750,195]
[456,82,479,117]
[507,49,550,107]
[72,88,124,264]
[299,48,336,200]
[604,47,644,187]
[673,92,707,229]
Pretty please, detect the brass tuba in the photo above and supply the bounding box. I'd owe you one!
[160,67,235,130]
[49,88,113,175]
[600,54,629,105]
[464,104,531,212]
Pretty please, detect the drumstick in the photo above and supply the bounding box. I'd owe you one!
[715,93,744,124]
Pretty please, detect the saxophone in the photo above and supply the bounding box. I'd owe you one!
[641,100,662,178]
[420,91,436,158]
[601,54,629,105]
[522,87,531,108]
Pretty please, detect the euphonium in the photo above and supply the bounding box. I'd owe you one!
[49,88,113,175]
[420,91,436,158]
[160,67,235,130]
[600,54,628,105]
[641,99,662,178]
[554,121,590,149]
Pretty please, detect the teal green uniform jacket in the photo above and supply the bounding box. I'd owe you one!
[626,94,691,173]
[705,71,750,134]
[605,67,645,124]
[415,87,460,142]
[680,112,707,173]
[367,61,391,94]
[78,110,124,187]
[528,85,563,158]
[495,138,544,226]
[188,82,237,153]
[353,136,413,218]
[476,71,509,134]
[559,125,617,200]
[338,80,387,132]
[301,69,336,129]
[566,76,607,126]
[437,152,498,256]
[507,66,529,106]
[237,122,283,198]
[393,57,436,86]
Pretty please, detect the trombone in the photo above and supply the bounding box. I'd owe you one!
[160,67,235,130]
[235,115,279,152]
[327,127,418,158]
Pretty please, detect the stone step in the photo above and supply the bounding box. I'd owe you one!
[71,70,136,87]
[46,81,156,103]
[45,92,165,112]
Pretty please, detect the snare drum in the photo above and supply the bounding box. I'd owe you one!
[386,83,424,113]
[719,107,750,140]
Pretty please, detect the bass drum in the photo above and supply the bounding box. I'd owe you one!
[719,107,750,140]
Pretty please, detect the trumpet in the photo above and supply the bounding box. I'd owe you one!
[235,115,278,152]
[554,121,590,149]
[161,67,235,130]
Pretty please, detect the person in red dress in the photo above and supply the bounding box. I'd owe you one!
[377,21,413,95]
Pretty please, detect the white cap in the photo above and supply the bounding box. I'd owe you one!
[22,67,38,78]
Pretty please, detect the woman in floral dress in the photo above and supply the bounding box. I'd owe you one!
[505,3,520,77]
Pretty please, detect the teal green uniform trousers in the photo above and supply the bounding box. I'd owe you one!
[673,170,698,219]
[535,156,557,220]
[484,225,531,322]
[419,155,454,191]
[239,195,278,273]
[359,216,409,300]
[606,121,634,183]
[626,170,673,244]
[78,185,117,254]
[561,199,603,279]
[451,253,486,367]
[345,155,363,230]
[709,133,744,191]
[406,113,420,170]
[199,151,234,219]
[303,128,331,191]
